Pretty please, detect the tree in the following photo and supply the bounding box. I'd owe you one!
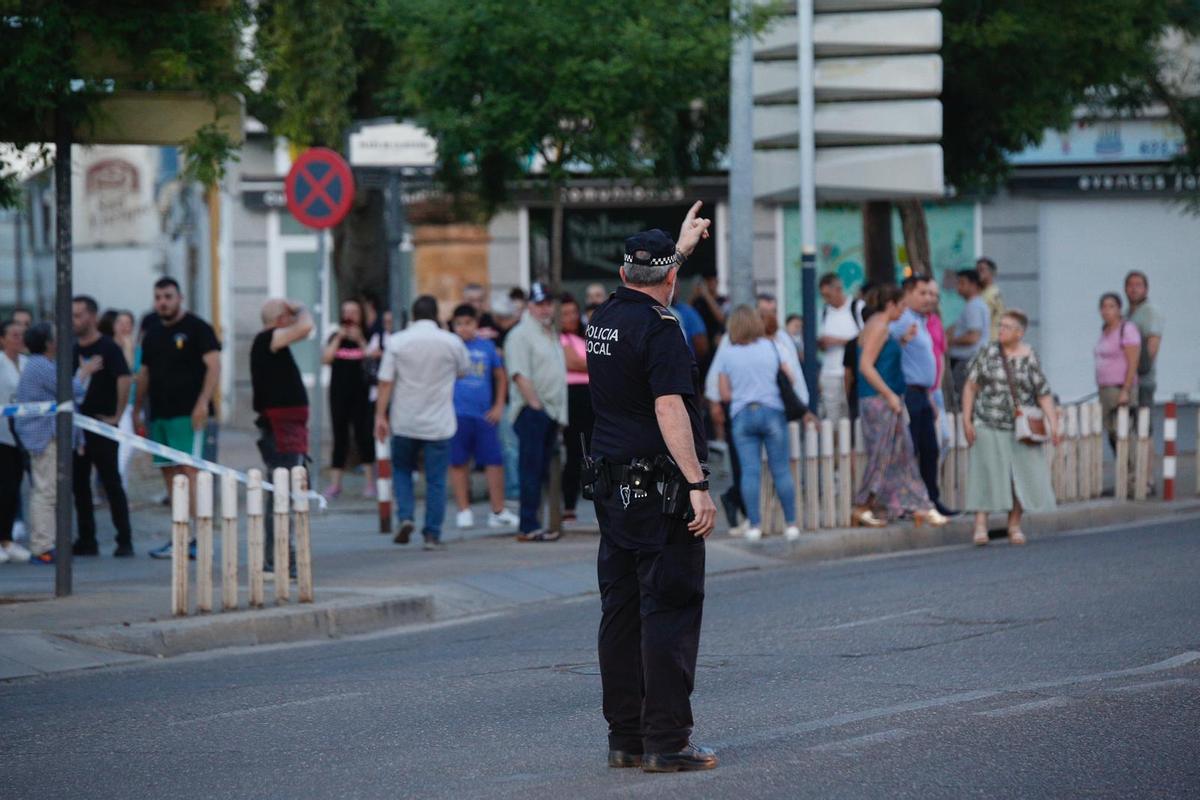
[891,1,1200,277]
[250,0,400,305]
[370,0,754,295]
[0,1,248,207]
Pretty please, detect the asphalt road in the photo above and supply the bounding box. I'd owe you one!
[5,517,1199,800]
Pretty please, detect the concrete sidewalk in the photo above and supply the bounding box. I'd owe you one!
[3,424,1199,681]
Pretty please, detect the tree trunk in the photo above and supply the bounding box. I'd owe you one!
[897,199,932,277]
[862,201,894,286]
[332,187,387,310]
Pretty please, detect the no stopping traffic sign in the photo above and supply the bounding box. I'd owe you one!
[285,147,355,229]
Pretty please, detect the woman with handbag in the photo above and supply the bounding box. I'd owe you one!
[961,309,1059,546]
[718,306,815,542]
[854,285,947,528]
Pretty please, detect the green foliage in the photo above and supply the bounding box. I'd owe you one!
[370,0,753,209]
[941,0,1183,191]
[0,1,248,204]
[249,0,361,148]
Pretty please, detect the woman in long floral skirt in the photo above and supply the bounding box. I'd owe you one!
[853,285,948,528]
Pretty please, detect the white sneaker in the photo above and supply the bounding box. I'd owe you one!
[455,509,475,529]
[488,508,519,528]
[0,546,8,564]
[728,521,747,538]
[11,520,27,542]
[784,525,801,541]
[744,527,763,542]
[3,541,31,562]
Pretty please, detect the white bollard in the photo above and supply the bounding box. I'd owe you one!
[804,422,820,531]
[1134,406,1150,501]
[292,466,313,603]
[1076,404,1091,500]
[788,421,802,528]
[852,417,866,495]
[221,472,238,611]
[195,472,214,614]
[940,412,957,509]
[1115,405,1130,502]
[273,467,291,604]
[1092,401,1105,498]
[837,417,852,527]
[247,469,265,608]
[820,419,835,528]
[956,413,969,504]
[1064,405,1079,502]
[171,475,190,617]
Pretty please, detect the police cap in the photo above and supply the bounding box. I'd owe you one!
[624,229,678,268]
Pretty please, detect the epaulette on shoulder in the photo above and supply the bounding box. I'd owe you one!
[651,305,678,322]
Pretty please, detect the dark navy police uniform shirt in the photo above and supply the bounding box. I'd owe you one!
[586,286,708,464]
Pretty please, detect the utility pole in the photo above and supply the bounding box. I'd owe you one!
[797,0,819,405]
[53,111,73,597]
[728,4,755,309]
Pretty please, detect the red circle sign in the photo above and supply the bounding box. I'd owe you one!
[284,147,355,229]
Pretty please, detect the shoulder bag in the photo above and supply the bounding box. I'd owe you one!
[998,344,1048,445]
[773,342,810,421]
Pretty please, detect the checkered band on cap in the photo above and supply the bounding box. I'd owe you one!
[624,251,678,267]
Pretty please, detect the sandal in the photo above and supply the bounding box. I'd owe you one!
[1007,528,1026,546]
[973,528,989,546]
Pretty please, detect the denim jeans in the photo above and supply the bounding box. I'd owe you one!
[904,387,941,507]
[731,404,796,527]
[391,434,451,541]
[513,407,558,534]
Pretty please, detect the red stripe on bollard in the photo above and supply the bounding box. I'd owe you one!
[375,438,392,533]
[1163,402,1177,501]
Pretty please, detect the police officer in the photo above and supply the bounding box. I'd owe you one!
[585,201,719,773]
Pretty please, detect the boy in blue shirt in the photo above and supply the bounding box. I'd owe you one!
[449,304,519,529]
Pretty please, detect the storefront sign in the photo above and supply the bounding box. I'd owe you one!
[1009,118,1185,166]
[1010,169,1200,195]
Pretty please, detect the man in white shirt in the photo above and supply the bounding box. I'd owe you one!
[0,320,31,563]
[816,274,863,420]
[374,295,470,550]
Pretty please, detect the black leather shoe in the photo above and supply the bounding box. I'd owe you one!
[113,544,135,558]
[72,541,99,557]
[642,743,718,773]
[607,749,643,768]
[394,520,414,545]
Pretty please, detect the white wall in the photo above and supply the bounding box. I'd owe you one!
[74,247,161,318]
[1039,198,1200,402]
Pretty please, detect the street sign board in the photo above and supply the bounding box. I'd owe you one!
[348,122,438,168]
[285,147,355,229]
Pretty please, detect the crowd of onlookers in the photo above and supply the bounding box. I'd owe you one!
[0,256,1166,564]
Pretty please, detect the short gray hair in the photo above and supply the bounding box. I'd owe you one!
[623,251,674,287]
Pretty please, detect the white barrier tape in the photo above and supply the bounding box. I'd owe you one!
[1,400,72,417]
[2,401,325,510]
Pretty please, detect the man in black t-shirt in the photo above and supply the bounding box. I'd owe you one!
[133,278,221,559]
[251,298,313,574]
[71,295,133,557]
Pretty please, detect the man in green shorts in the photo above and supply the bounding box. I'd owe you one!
[133,277,221,559]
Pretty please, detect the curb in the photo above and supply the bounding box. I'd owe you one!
[726,499,1200,562]
[58,592,434,658]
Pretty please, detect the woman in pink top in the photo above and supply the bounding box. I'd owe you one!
[559,294,592,521]
[1094,292,1141,454]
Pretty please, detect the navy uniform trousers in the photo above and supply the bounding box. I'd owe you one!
[595,482,705,755]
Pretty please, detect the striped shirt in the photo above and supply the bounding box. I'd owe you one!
[13,355,86,454]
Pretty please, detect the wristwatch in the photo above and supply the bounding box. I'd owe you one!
[675,249,688,266]
[686,480,709,492]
